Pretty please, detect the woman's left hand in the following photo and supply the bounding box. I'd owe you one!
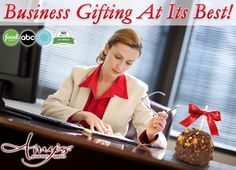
[146,111,168,142]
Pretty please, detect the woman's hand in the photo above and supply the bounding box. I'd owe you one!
[146,111,168,142]
[72,111,113,135]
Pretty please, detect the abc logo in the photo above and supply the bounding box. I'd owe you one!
[20,30,35,46]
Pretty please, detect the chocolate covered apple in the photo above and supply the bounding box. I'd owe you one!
[175,128,214,166]
[176,104,221,166]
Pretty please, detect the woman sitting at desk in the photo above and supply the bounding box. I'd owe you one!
[41,28,167,148]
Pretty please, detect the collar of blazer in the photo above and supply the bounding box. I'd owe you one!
[75,65,129,114]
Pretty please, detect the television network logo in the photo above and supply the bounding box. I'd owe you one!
[2,28,75,47]
[2,29,19,46]
[20,29,36,46]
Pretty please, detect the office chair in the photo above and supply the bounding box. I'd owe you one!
[125,101,175,141]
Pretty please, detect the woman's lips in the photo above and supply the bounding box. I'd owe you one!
[112,68,120,74]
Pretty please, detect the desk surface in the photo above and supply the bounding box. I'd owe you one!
[0,110,235,170]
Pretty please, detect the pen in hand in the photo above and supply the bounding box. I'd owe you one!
[152,105,179,117]
[166,105,179,115]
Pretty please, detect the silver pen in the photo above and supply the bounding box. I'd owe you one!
[150,105,179,117]
[166,105,179,115]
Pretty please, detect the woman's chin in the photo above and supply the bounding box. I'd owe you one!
[112,69,120,75]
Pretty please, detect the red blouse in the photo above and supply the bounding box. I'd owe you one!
[68,65,154,144]
[69,65,128,128]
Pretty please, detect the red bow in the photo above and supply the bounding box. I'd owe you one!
[179,104,221,136]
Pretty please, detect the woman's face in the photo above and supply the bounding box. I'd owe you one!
[102,43,140,79]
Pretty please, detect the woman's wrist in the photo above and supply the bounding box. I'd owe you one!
[71,111,84,122]
[146,130,158,142]
[139,130,158,144]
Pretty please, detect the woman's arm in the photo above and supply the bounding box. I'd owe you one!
[41,68,113,134]
[41,73,80,121]
[132,94,168,148]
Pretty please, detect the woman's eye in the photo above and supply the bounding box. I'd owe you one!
[126,62,132,66]
[115,55,121,60]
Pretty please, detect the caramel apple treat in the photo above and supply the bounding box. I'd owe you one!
[176,104,221,166]
[175,128,214,166]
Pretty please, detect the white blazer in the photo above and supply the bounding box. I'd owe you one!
[41,65,167,148]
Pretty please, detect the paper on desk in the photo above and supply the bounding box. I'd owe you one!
[82,128,137,145]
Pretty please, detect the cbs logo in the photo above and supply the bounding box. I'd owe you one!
[20,30,36,46]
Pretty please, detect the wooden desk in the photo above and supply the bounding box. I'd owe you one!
[0,111,235,170]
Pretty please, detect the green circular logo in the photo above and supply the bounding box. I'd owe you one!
[2,29,19,46]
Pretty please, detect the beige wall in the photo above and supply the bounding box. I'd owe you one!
[167,137,236,166]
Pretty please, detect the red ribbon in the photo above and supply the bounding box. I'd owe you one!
[179,104,221,136]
